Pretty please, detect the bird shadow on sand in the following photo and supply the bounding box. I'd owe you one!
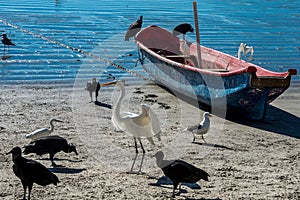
[149,176,222,200]
[191,142,234,150]
[48,167,86,174]
[37,157,83,163]
[94,101,112,109]
[149,175,201,190]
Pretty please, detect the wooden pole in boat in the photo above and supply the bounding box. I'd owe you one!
[193,0,202,68]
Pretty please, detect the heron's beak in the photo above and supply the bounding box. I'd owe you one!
[100,80,118,87]
[55,119,64,123]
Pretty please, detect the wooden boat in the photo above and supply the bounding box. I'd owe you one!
[134,25,297,120]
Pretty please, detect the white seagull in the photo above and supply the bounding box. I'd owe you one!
[25,118,63,140]
[187,112,211,143]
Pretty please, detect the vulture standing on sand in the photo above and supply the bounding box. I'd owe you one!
[7,146,59,200]
[124,16,143,41]
[153,151,209,198]
[23,135,78,167]
[172,23,194,40]
[1,33,15,50]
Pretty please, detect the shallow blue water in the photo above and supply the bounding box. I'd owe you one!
[0,0,299,85]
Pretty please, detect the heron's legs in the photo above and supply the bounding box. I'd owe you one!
[134,137,138,154]
[138,138,145,154]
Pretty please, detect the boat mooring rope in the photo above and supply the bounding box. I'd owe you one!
[0,19,152,82]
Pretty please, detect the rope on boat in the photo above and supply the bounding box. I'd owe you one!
[0,19,152,82]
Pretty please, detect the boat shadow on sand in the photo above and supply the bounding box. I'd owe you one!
[227,105,300,139]
[159,84,300,139]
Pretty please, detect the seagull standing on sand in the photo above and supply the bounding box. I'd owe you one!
[1,33,15,51]
[25,118,63,140]
[172,23,194,40]
[153,151,209,198]
[124,16,143,41]
[7,146,59,200]
[187,112,211,143]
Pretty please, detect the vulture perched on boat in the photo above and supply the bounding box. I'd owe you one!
[172,23,194,40]
[153,151,209,198]
[7,146,59,200]
[23,135,78,167]
[124,16,143,41]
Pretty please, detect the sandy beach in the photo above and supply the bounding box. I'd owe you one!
[0,81,299,200]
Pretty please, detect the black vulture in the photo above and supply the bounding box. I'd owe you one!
[124,16,143,41]
[1,33,15,51]
[23,135,78,167]
[172,23,194,40]
[6,146,59,200]
[153,151,209,198]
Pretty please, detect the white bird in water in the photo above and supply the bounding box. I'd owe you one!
[187,112,211,143]
[111,80,162,154]
[25,119,63,140]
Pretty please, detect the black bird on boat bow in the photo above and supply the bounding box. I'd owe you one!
[153,151,209,198]
[23,135,78,167]
[172,23,194,40]
[7,146,59,200]
[125,16,143,41]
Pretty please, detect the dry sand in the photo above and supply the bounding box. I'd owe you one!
[0,81,299,200]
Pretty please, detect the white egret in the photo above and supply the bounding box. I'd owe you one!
[187,112,211,143]
[237,43,254,62]
[111,80,162,154]
[25,119,63,140]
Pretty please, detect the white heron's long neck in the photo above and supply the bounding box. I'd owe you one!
[113,83,126,121]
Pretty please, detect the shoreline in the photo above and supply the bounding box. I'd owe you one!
[0,81,299,199]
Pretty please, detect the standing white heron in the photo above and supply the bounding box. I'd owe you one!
[25,119,63,140]
[187,112,211,143]
[111,80,162,154]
